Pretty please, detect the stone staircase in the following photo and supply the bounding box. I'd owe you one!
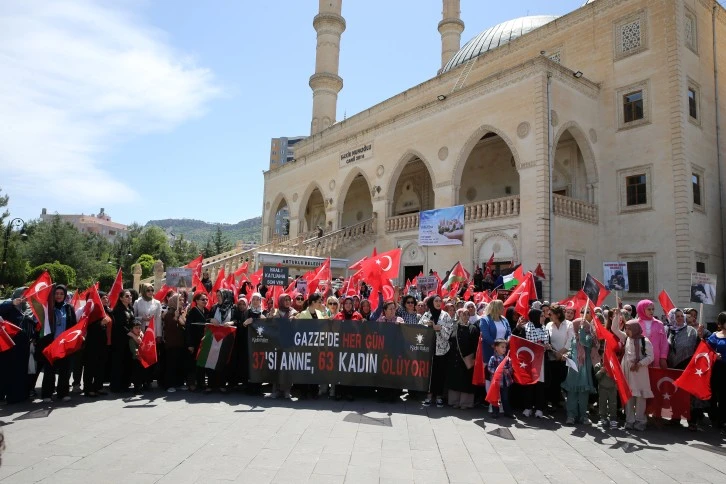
[137,216,377,290]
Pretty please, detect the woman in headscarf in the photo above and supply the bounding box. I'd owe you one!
[359,299,373,321]
[238,293,266,395]
[82,291,112,397]
[612,310,654,430]
[521,307,551,418]
[631,299,668,369]
[210,289,235,326]
[110,290,134,393]
[665,308,700,428]
[291,291,305,313]
[463,301,478,325]
[420,295,454,407]
[332,297,363,320]
[163,294,187,393]
[40,285,77,402]
[186,292,210,392]
[0,287,37,404]
[448,308,480,409]
[562,309,597,425]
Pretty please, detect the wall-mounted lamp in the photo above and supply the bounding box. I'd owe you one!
[371,185,382,196]
[437,94,447,101]
[573,71,583,79]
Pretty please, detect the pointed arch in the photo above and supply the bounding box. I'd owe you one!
[553,121,598,184]
[267,193,290,237]
[298,181,327,232]
[335,167,374,214]
[385,150,436,217]
[452,125,522,189]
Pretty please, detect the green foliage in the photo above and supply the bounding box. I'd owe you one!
[146,216,261,246]
[212,225,231,255]
[135,254,155,279]
[29,261,76,287]
[96,263,119,291]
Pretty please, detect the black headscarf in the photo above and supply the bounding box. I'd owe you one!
[54,285,68,309]
[214,289,235,322]
[528,308,543,328]
[427,297,442,323]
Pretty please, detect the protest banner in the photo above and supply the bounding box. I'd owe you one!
[166,267,193,288]
[418,205,465,246]
[248,319,435,391]
[262,266,289,287]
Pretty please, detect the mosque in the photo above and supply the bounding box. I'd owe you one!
[261,0,726,318]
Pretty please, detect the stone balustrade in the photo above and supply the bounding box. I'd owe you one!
[385,213,420,233]
[553,194,598,224]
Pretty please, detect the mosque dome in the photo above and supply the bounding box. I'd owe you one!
[441,15,559,74]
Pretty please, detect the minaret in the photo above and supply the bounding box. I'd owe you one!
[310,0,345,135]
[439,0,464,69]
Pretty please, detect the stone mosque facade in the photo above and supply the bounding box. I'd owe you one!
[261,0,726,318]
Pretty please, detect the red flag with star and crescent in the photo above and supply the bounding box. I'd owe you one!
[138,316,158,368]
[107,268,123,309]
[646,368,690,420]
[472,336,487,387]
[486,354,511,405]
[508,335,545,385]
[657,290,676,316]
[24,271,53,337]
[185,254,204,281]
[0,318,21,352]
[483,253,495,277]
[42,316,89,364]
[674,340,718,400]
[360,248,401,282]
[603,344,632,405]
[503,272,536,317]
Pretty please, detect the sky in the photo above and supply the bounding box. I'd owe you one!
[3,0,719,226]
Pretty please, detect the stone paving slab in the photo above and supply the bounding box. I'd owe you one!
[1,391,725,484]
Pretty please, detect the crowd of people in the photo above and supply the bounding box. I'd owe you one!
[1,276,725,436]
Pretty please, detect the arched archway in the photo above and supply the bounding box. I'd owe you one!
[339,170,373,227]
[387,151,435,216]
[299,183,326,233]
[552,122,598,202]
[269,196,290,237]
[452,126,521,204]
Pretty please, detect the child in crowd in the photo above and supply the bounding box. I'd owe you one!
[128,321,144,395]
[487,339,513,418]
[612,311,654,431]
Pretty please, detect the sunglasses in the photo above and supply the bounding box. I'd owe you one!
[295,297,304,301]
[405,301,415,305]
[146,289,154,293]
[122,295,131,298]
[328,302,338,306]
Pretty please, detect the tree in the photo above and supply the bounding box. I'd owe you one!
[29,261,76,287]
[135,254,156,279]
[0,187,29,294]
[132,226,177,267]
[212,225,231,255]
[202,237,215,258]
[172,234,201,265]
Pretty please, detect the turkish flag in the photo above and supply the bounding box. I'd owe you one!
[305,258,331,294]
[657,290,676,316]
[154,284,174,303]
[0,318,20,352]
[361,248,402,283]
[646,368,690,420]
[345,270,363,297]
[209,268,226,306]
[25,271,53,337]
[534,263,546,280]
[185,254,204,281]
[42,317,88,364]
[108,268,123,308]
[603,346,632,406]
[234,262,249,277]
[674,341,718,400]
[472,336,486,386]
[509,335,545,385]
[583,273,610,307]
[484,253,495,277]
[348,256,367,271]
[503,272,536,317]
[138,316,158,368]
[83,284,107,322]
[592,316,619,351]
[557,290,591,317]
[249,268,263,287]
[486,355,511,405]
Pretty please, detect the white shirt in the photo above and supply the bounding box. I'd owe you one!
[546,319,574,352]
[133,298,163,339]
[494,319,508,340]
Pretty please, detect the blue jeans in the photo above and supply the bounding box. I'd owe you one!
[495,384,511,415]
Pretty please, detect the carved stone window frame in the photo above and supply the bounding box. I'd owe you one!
[619,253,656,299]
[613,9,648,61]
[684,6,698,55]
[566,250,585,294]
[687,77,702,128]
[617,164,653,214]
[616,79,651,131]
[691,163,705,213]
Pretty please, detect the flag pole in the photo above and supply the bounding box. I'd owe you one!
[698,302,704,326]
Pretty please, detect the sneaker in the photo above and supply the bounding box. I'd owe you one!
[624,422,634,430]
[283,391,292,399]
[535,410,544,418]
[61,396,71,402]
[634,422,647,431]
[611,420,619,430]
[600,419,610,429]
[422,398,432,407]
[436,398,444,408]
[488,404,493,414]
[166,387,176,393]
[522,409,532,418]
[566,417,575,426]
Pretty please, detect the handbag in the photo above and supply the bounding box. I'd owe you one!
[456,326,475,369]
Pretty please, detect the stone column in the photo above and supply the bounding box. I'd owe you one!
[153,260,164,291]
[132,264,142,292]
[439,0,464,69]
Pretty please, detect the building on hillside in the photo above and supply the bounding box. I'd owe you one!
[270,136,307,170]
[261,0,726,319]
[40,208,128,242]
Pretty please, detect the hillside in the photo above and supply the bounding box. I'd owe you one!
[146,216,262,246]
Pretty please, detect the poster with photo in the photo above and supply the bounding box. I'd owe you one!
[418,205,465,246]
[603,262,629,291]
[689,272,717,305]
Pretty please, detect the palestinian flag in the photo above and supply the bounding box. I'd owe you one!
[442,261,470,291]
[196,325,236,371]
[502,265,525,290]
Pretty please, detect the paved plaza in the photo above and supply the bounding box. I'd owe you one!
[1,391,725,484]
